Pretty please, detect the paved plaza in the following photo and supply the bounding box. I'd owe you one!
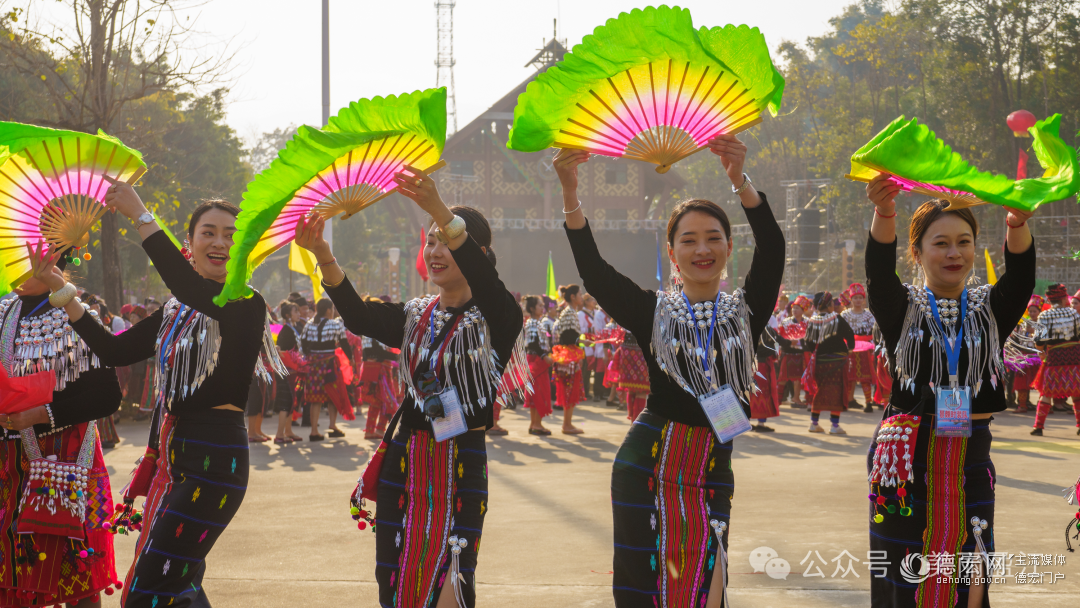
[100,395,1079,607]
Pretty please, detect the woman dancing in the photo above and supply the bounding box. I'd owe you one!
[39,184,284,608]
[864,172,1035,607]
[522,295,554,435]
[1,251,123,607]
[558,133,785,608]
[294,164,523,608]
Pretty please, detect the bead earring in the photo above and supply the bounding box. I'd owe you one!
[181,239,196,268]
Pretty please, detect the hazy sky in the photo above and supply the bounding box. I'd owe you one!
[32,1,858,143]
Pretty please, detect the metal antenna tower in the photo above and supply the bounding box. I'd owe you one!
[435,1,458,133]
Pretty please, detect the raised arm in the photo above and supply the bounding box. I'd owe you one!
[320,277,407,349]
[69,306,162,367]
[864,176,909,341]
[450,235,522,353]
[740,196,786,343]
[989,206,1037,343]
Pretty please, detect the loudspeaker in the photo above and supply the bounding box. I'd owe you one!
[796,208,822,261]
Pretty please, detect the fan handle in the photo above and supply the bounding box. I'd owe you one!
[339,160,448,220]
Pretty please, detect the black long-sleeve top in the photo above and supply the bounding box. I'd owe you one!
[71,231,268,414]
[300,317,353,363]
[866,234,1036,415]
[757,323,782,361]
[806,316,855,356]
[323,236,522,431]
[277,324,300,352]
[565,196,786,426]
[0,293,122,439]
[363,339,397,362]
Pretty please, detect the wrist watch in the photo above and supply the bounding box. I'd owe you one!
[134,211,155,229]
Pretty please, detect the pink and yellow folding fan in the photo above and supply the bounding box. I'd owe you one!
[0,123,146,293]
[217,88,447,305]
[508,6,785,173]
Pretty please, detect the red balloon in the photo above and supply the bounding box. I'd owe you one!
[1007,110,1037,135]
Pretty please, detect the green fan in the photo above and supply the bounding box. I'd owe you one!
[0,122,146,294]
[846,114,1079,212]
[507,5,784,173]
[217,88,447,306]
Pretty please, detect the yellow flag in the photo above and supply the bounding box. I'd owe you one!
[984,248,998,285]
[289,241,324,301]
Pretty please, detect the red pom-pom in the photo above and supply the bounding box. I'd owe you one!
[114,582,123,590]
[357,521,367,530]
[115,504,125,512]
[876,495,887,505]
[104,588,114,596]
[359,510,368,518]
[897,488,907,498]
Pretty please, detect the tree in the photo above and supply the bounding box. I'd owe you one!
[0,0,235,307]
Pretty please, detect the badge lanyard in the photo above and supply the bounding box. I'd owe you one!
[681,291,720,384]
[682,291,751,443]
[926,288,972,437]
[925,288,968,388]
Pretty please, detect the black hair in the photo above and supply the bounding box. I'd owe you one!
[315,298,334,317]
[666,199,732,245]
[559,284,581,304]
[279,301,297,319]
[523,295,541,315]
[429,205,497,266]
[188,199,241,237]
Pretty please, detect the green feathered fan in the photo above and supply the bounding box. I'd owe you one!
[507,5,784,173]
[216,88,447,306]
[846,114,1079,212]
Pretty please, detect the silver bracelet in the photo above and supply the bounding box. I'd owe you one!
[44,404,55,430]
[731,173,753,195]
[436,214,467,244]
[563,199,583,214]
[48,282,77,308]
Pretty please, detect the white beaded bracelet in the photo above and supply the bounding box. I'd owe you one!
[45,404,56,430]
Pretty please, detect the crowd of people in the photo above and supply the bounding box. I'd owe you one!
[0,132,1066,608]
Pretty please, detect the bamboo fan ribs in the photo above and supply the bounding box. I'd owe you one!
[555,59,765,173]
[0,123,147,294]
[846,114,1079,212]
[217,87,447,306]
[508,6,785,174]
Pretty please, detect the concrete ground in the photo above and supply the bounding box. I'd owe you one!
[100,393,1080,607]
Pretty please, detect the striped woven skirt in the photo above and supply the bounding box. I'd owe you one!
[808,353,850,413]
[375,425,488,608]
[0,425,117,607]
[868,414,994,608]
[122,409,249,608]
[850,348,876,384]
[1033,342,1080,398]
[611,410,733,607]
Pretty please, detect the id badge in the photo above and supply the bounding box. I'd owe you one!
[699,385,752,444]
[934,386,972,438]
[430,387,468,443]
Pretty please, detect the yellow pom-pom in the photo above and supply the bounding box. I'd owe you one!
[38,552,47,561]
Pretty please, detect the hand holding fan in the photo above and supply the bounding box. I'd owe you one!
[0,122,146,293]
[846,114,1079,211]
[508,5,785,173]
[218,88,447,306]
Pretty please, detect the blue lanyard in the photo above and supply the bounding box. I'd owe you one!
[26,299,49,318]
[925,288,967,385]
[158,304,193,370]
[681,291,721,376]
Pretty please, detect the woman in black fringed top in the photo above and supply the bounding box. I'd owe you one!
[294,165,523,608]
[557,135,785,608]
[35,183,282,608]
[863,172,1035,608]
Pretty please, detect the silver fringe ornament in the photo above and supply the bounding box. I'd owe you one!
[893,284,1001,395]
[0,293,100,390]
[650,289,757,401]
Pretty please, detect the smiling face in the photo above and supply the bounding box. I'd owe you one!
[668,210,731,290]
[912,214,975,292]
[188,208,236,283]
[851,294,866,311]
[425,223,467,290]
